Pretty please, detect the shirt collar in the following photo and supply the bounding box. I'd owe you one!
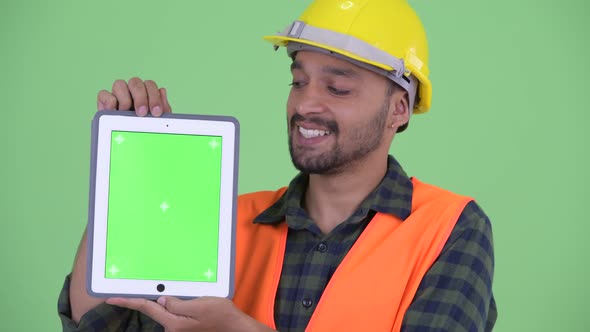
[254,155,413,224]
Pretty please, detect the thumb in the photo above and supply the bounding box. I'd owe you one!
[158,296,196,317]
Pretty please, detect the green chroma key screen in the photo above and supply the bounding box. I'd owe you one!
[105,130,222,282]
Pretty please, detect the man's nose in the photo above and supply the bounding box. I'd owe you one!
[294,84,327,115]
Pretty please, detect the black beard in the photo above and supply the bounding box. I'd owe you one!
[288,135,344,174]
[288,99,389,175]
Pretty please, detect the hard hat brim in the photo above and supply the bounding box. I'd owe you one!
[264,35,432,114]
[263,35,394,72]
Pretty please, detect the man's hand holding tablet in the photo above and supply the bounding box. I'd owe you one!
[106,295,274,332]
[97,77,172,116]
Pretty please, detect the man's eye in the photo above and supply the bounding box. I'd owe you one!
[289,81,304,88]
[328,86,351,96]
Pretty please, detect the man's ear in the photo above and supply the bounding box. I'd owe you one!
[390,91,410,129]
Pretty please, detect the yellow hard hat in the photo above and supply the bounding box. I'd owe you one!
[264,0,432,114]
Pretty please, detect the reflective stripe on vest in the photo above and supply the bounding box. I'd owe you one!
[233,178,472,332]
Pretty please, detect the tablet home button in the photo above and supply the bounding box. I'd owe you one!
[157,284,165,292]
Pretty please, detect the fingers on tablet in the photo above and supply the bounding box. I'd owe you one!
[128,77,149,116]
[99,78,170,116]
[97,90,117,111]
[160,87,172,114]
[145,80,163,117]
[106,297,175,327]
[111,80,133,111]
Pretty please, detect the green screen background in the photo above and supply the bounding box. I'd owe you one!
[1,0,588,330]
[105,131,221,282]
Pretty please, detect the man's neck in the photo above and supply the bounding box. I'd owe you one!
[304,153,389,234]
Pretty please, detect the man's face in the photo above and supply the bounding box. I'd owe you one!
[287,51,397,175]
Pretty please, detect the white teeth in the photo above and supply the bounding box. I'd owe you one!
[298,126,331,138]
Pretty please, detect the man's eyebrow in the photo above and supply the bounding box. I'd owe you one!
[290,61,360,79]
[290,61,302,71]
[322,65,360,79]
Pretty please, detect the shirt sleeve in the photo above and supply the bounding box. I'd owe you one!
[401,200,498,332]
[58,274,163,332]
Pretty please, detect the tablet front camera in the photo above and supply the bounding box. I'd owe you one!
[157,284,165,292]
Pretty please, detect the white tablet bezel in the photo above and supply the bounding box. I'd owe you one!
[86,111,238,299]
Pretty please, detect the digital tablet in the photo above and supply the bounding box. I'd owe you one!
[86,111,239,300]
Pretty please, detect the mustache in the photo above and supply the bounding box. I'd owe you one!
[290,113,339,134]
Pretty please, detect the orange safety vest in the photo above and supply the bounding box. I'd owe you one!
[232,178,472,332]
